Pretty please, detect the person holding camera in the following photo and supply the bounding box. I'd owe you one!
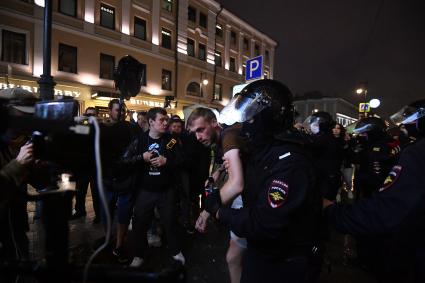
[121,107,184,268]
[0,88,38,262]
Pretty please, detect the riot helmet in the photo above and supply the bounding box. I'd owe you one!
[306,111,334,134]
[218,79,294,140]
[391,99,425,137]
[353,117,387,142]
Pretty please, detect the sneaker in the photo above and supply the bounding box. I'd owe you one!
[172,252,185,265]
[147,233,162,247]
[129,257,144,268]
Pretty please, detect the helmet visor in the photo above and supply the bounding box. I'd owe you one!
[353,123,374,134]
[218,92,269,125]
[391,105,425,125]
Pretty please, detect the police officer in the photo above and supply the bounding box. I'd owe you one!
[307,111,344,201]
[324,99,425,283]
[207,79,322,283]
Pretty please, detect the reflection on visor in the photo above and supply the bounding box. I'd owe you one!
[218,92,268,125]
[353,123,373,134]
[391,106,425,125]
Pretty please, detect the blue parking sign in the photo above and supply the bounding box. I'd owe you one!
[245,55,263,81]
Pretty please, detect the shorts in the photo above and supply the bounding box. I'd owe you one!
[230,231,247,249]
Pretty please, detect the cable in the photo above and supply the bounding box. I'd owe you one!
[83,117,111,283]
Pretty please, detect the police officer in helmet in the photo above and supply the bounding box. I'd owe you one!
[324,99,425,283]
[208,79,322,283]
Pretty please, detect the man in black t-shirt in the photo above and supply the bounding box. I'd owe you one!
[123,107,184,267]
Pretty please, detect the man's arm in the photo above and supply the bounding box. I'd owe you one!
[219,148,244,205]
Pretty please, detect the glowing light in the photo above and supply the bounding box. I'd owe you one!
[369,99,381,108]
[35,0,45,7]
[78,73,100,85]
[33,59,43,77]
[147,85,161,95]
[122,24,130,35]
[84,6,95,23]
[152,34,159,45]
[356,88,364,94]
[202,79,209,86]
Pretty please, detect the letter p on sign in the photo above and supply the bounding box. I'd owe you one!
[245,55,263,81]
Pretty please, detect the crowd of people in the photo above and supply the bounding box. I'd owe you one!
[0,79,424,283]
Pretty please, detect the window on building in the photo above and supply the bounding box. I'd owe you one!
[100,3,115,30]
[254,44,260,56]
[58,43,77,73]
[265,49,270,64]
[198,43,206,61]
[134,17,146,40]
[213,83,222,100]
[161,28,172,49]
[162,0,173,12]
[162,69,172,90]
[186,81,201,97]
[230,31,236,45]
[187,38,195,57]
[215,51,222,67]
[188,6,196,22]
[199,12,207,28]
[215,24,223,37]
[1,30,26,65]
[99,53,114,80]
[229,57,236,72]
[59,0,77,17]
[243,38,249,51]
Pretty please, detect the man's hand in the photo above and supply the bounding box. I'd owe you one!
[195,210,210,233]
[205,188,221,216]
[150,155,167,167]
[16,143,34,166]
[143,151,153,162]
[323,198,334,209]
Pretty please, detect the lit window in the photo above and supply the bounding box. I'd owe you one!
[100,4,115,30]
[161,28,172,49]
[215,51,222,67]
[58,43,77,73]
[162,0,172,12]
[186,82,201,97]
[213,83,222,101]
[1,30,26,65]
[215,24,223,37]
[162,69,172,90]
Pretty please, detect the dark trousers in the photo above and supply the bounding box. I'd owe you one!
[133,189,181,258]
[74,174,99,217]
[241,249,319,283]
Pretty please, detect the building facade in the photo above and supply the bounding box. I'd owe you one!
[294,97,358,127]
[0,0,277,118]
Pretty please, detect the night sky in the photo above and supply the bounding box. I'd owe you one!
[217,0,425,118]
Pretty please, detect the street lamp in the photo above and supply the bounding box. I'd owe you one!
[200,72,209,97]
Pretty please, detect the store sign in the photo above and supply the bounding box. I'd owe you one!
[0,82,81,98]
[129,98,175,109]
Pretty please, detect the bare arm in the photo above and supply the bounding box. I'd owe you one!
[219,148,244,204]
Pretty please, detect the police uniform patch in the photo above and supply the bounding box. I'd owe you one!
[379,165,402,192]
[267,180,289,208]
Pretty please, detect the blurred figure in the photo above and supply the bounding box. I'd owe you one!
[71,107,100,223]
[137,111,149,133]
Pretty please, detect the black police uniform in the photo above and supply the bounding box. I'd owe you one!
[218,136,322,283]
[325,138,425,283]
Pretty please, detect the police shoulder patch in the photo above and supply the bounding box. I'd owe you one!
[267,179,289,208]
[379,165,402,192]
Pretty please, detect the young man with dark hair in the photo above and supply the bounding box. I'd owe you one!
[122,107,184,267]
